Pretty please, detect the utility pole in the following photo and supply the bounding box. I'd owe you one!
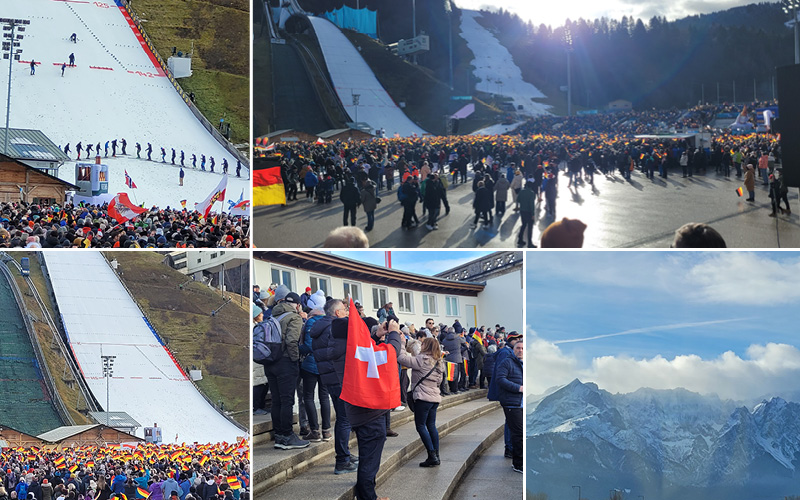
[565,26,573,116]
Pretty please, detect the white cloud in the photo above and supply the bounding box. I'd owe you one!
[530,252,800,306]
[553,318,750,344]
[528,332,800,401]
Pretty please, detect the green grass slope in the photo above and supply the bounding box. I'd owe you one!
[130,0,249,144]
[105,251,249,428]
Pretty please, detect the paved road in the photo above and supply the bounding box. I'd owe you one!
[253,168,800,248]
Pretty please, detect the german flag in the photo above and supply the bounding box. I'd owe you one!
[446,362,456,382]
[137,488,150,498]
[218,455,233,462]
[54,456,65,468]
[226,476,241,490]
[463,359,469,377]
[69,464,78,473]
[736,186,744,197]
[253,160,286,206]
[198,455,209,466]
[86,460,95,467]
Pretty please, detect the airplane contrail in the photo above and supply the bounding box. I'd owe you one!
[553,318,753,344]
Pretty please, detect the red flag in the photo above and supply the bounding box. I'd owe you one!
[108,193,147,223]
[340,298,400,409]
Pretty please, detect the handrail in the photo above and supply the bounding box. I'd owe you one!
[0,260,73,425]
[117,0,251,171]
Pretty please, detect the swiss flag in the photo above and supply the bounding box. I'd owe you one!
[340,298,401,409]
[108,192,147,223]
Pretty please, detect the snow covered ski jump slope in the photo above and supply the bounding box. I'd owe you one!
[44,252,243,444]
[459,10,551,118]
[307,17,427,137]
[0,0,248,209]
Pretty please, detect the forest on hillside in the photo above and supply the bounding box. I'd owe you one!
[478,2,796,109]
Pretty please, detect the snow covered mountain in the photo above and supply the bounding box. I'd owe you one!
[527,380,800,500]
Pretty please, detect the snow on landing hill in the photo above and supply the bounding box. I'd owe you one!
[458,10,551,118]
[1,0,249,210]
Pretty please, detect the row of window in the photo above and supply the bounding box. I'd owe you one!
[269,266,460,316]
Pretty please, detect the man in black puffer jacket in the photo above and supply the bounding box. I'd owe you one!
[496,341,523,474]
[310,298,358,475]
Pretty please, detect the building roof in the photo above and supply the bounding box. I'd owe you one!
[434,251,522,282]
[0,128,70,162]
[254,251,485,296]
[88,412,142,429]
[37,425,99,442]
[0,153,80,190]
[317,128,374,139]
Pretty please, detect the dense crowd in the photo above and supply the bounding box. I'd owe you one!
[258,113,783,247]
[0,202,249,248]
[0,442,248,500]
[253,284,523,499]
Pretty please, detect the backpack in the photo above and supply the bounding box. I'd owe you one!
[17,481,28,499]
[397,184,407,202]
[253,312,291,364]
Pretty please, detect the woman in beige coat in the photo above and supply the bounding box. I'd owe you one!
[397,336,445,467]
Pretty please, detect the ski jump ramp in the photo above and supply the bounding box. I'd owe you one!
[0,0,249,210]
[43,252,243,444]
[307,17,427,137]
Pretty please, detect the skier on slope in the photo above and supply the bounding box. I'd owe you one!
[68,53,75,67]
[30,60,36,75]
[104,141,109,157]
[191,153,197,168]
[222,158,229,175]
[180,150,185,167]
[171,148,176,165]
[136,142,141,158]
[209,156,215,173]
[236,159,241,178]
[179,167,185,186]
[121,138,127,155]
[201,155,206,171]
[161,147,166,163]
[76,142,82,159]
[64,143,70,156]
[146,143,153,161]
[61,63,66,77]
[70,33,77,43]
[86,143,93,158]
[111,139,117,157]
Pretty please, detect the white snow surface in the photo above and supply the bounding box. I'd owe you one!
[470,121,525,136]
[44,252,243,444]
[1,0,249,211]
[458,10,551,117]
[307,16,427,137]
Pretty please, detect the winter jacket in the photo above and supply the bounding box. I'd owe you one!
[361,179,378,212]
[442,332,464,363]
[494,176,510,203]
[396,351,443,404]
[471,337,487,369]
[517,187,536,213]
[340,182,361,207]
[310,316,349,388]
[41,483,53,500]
[487,346,513,401]
[301,311,324,374]
[161,478,182,499]
[423,179,444,211]
[148,481,164,500]
[473,186,492,212]
[744,167,756,191]
[495,354,523,408]
[271,301,303,362]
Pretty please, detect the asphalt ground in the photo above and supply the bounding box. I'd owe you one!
[253,166,800,248]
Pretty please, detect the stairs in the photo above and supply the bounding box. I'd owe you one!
[254,388,503,500]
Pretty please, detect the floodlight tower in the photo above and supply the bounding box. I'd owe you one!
[2,18,28,155]
[101,354,116,426]
[565,25,574,116]
[783,0,800,64]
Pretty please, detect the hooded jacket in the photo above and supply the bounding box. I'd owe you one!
[442,331,464,364]
[270,301,303,362]
[396,350,443,404]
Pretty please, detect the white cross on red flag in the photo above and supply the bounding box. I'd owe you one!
[340,297,401,409]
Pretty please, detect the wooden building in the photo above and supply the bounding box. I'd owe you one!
[0,154,79,205]
[37,424,143,449]
[317,127,375,143]
[0,425,46,449]
[257,129,317,145]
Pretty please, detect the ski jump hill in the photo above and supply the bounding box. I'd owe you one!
[43,252,242,444]
[458,10,551,120]
[276,0,426,137]
[306,17,427,137]
[1,0,249,210]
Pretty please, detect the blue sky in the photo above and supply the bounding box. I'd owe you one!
[331,251,493,276]
[527,252,800,401]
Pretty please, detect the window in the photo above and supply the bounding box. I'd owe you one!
[309,275,330,295]
[422,293,437,315]
[343,281,361,303]
[271,266,294,291]
[210,253,218,259]
[445,296,459,317]
[397,290,413,313]
[372,286,388,310]
[197,258,202,264]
